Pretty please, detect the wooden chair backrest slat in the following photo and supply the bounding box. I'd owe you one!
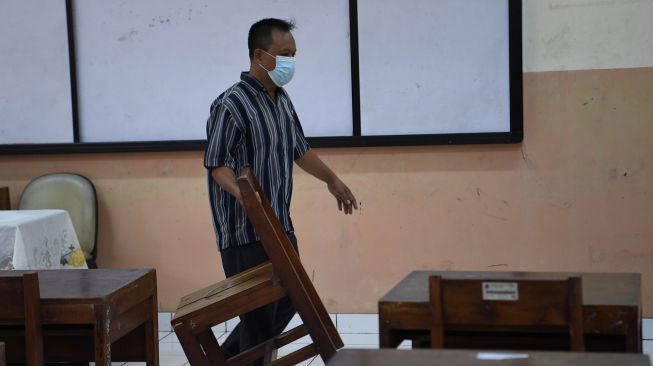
[429,276,584,351]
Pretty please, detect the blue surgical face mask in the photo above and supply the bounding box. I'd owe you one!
[259,50,295,87]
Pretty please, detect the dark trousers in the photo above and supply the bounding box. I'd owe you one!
[219,233,298,366]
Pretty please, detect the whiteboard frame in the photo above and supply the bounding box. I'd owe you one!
[0,0,522,154]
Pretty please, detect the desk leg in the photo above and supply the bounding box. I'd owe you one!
[94,305,111,365]
[146,295,159,366]
[379,321,391,348]
[379,324,401,349]
[625,325,641,353]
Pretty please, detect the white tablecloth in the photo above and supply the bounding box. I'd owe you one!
[0,210,88,269]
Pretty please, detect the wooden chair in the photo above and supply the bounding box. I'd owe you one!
[429,275,584,351]
[0,272,43,366]
[172,168,343,366]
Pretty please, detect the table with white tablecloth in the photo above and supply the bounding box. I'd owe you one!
[0,210,88,269]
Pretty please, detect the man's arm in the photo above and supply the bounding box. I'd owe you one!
[296,149,358,215]
[211,167,242,203]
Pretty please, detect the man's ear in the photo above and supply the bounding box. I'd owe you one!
[253,48,265,61]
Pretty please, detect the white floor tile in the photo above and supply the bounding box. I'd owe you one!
[213,329,226,340]
[398,339,413,349]
[336,314,379,334]
[225,317,239,331]
[212,322,227,333]
[340,333,379,346]
[644,318,653,340]
[218,331,232,343]
[282,314,337,333]
[158,354,189,366]
[309,356,326,366]
[643,340,652,357]
[159,339,186,356]
[160,332,180,343]
[343,344,378,349]
[158,312,172,332]
[284,313,303,330]
[159,331,172,341]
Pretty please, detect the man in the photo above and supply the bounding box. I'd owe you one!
[203,18,357,363]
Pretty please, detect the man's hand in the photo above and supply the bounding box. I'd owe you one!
[296,149,359,215]
[328,178,358,215]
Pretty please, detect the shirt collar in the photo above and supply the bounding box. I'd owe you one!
[240,72,285,96]
[240,72,266,92]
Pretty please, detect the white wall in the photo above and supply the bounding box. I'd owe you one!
[523,0,653,72]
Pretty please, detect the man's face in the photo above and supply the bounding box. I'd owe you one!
[256,29,297,72]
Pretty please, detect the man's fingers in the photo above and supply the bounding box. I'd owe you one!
[347,191,358,210]
[337,199,343,211]
[342,188,358,210]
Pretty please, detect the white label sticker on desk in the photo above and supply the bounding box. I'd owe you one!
[482,282,518,301]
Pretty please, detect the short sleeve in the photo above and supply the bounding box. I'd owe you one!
[291,107,310,160]
[204,102,243,170]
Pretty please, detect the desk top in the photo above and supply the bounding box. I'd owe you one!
[0,269,153,301]
[327,349,651,366]
[380,271,641,307]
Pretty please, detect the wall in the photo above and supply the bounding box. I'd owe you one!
[1,0,652,315]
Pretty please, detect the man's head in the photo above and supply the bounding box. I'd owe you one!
[248,18,296,60]
[248,18,297,86]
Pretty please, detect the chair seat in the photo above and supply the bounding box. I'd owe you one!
[173,263,287,328]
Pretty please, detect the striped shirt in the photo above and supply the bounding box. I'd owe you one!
[204,72,311,251]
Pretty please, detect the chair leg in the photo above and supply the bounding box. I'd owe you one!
[197,328,226,365]
[174,322,210,366]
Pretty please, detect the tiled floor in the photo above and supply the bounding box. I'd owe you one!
[117,313,405,366]
[115,314,652,366]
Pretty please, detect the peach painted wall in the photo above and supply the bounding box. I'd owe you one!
[1,67,652,315]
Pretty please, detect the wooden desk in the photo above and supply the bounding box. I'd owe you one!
[0,269,158,365]
[379,271,641,352]
[327,349,651,366]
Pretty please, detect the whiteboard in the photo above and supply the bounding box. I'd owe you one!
[73,0,353,142]
[0,0,73,144]
[358,0,511,135]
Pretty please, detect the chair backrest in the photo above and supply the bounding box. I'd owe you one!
[429,275,584,351]
[237,167,343,361]
[18,173,98,266]
[0,272,43,366]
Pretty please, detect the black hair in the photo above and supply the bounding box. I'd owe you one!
[248,18,296,60]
